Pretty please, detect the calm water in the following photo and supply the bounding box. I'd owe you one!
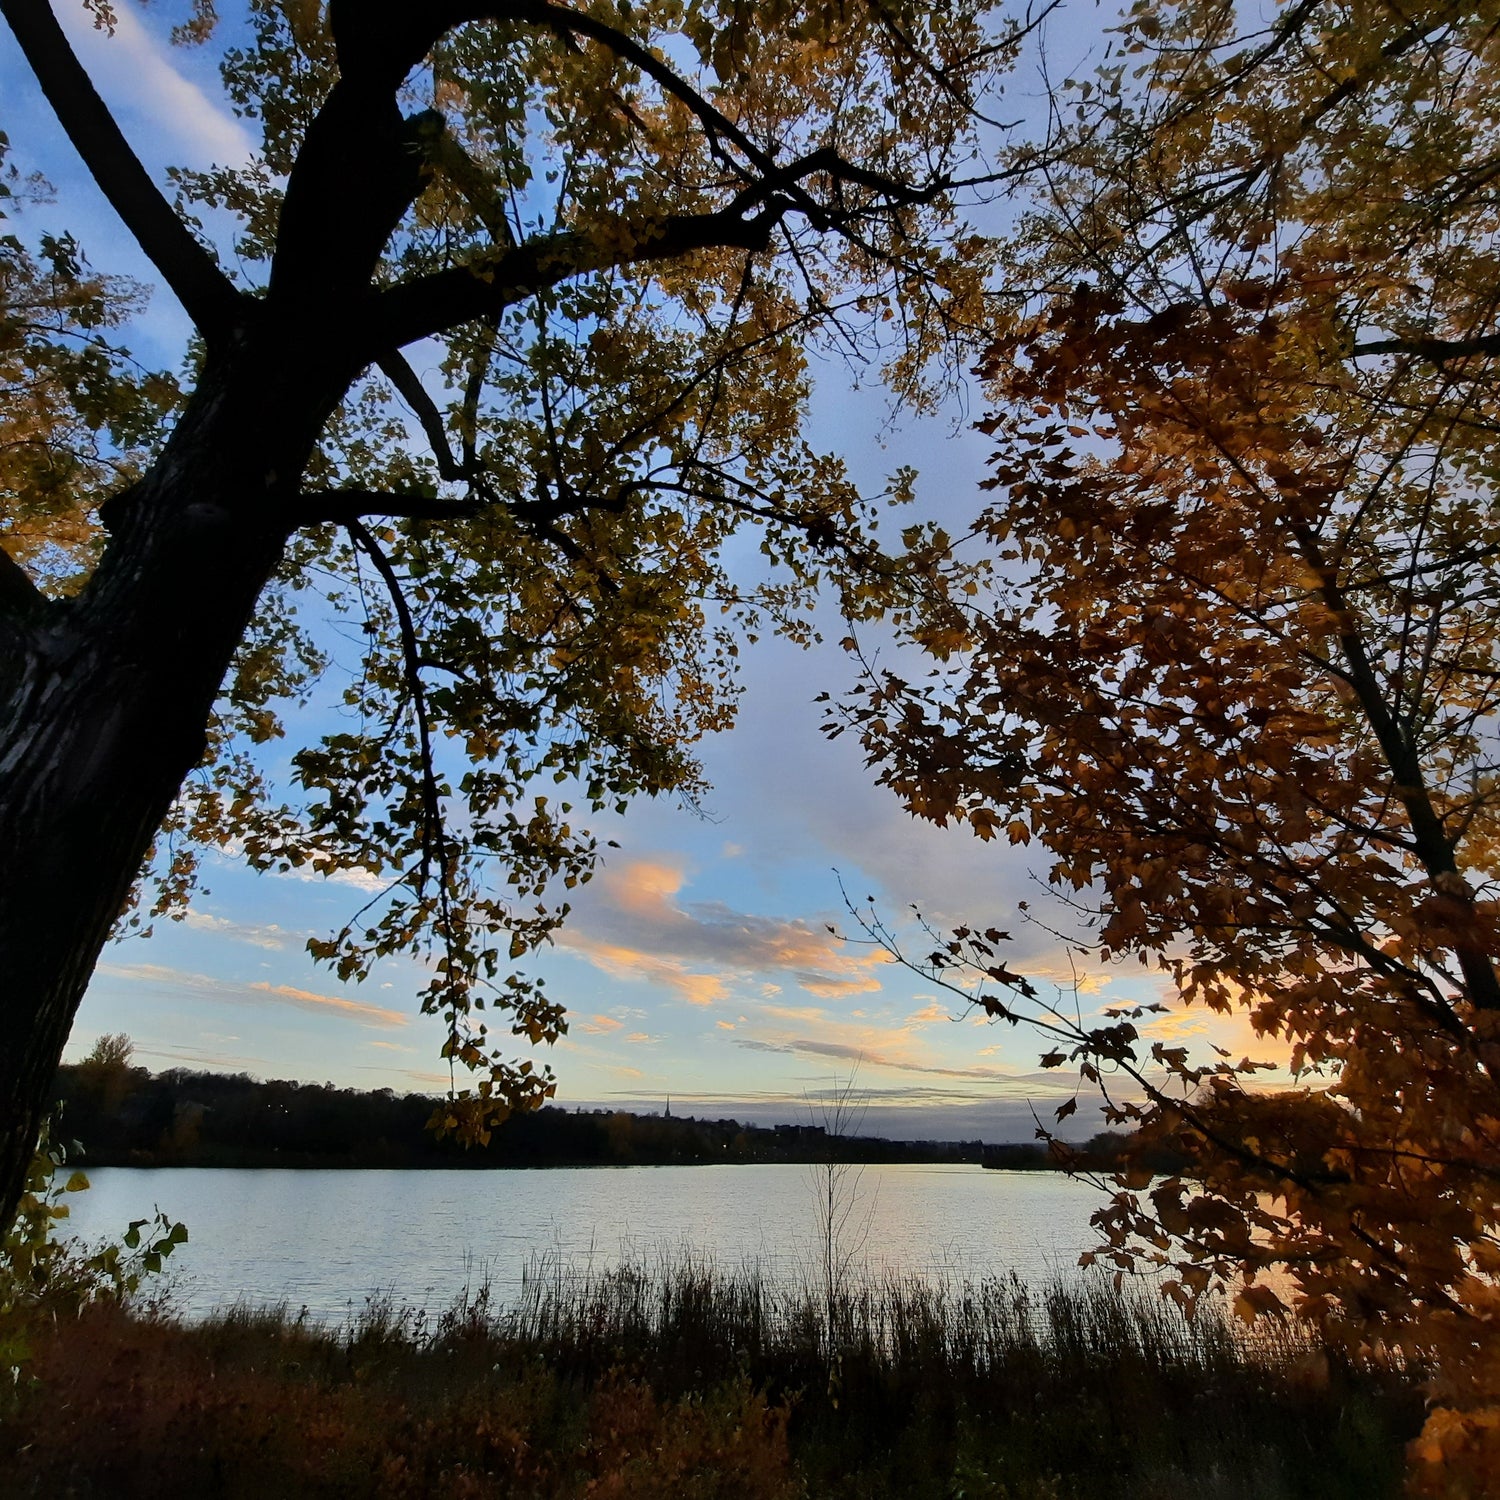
[59,1164,1106,1322]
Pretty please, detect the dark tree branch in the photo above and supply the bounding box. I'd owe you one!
[510,0,773,171]
[375,351,466,482]
[424,127,516,249]
[510,1,945,214]
[1289,519,1500,1010]
[270,100,440,307]
[299,485,606,552]
[344,519,445,887]
[0,0,241,343]
[300,489,482,525]
[1354,332,1500,363]
[369,200,791,352]
[0,544,48,624]
[292,1,935,349]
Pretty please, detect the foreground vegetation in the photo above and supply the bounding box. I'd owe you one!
[3,1256,1419,1500]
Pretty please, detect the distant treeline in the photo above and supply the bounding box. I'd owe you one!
[47,1060,1110,1171]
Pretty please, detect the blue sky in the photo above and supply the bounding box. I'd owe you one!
[7,2,1254,1140]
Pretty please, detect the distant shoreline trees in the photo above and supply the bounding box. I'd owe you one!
[51,1058,1084,1172]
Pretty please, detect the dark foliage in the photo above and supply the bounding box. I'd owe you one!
[0,1266,1420,1499]
[51,1060,1056,1171]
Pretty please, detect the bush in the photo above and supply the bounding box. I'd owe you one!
[1,1116,186,1382]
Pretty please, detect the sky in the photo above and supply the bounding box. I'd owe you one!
[4,1,1264,1141]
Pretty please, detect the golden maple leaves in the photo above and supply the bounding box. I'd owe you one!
[831,0,1500,1487]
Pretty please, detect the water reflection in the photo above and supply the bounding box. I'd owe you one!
[60,1163,1106,1323]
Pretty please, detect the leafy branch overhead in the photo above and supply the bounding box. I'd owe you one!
[0,0,1015,1226]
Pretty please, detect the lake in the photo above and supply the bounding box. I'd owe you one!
[59,1164,1109,1323]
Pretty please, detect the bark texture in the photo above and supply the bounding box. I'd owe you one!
[0,330,353,1229]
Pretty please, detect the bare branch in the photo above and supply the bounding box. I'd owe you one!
[375,351,466,482]
[344,518,445,885]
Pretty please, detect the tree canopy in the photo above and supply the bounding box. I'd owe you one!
[835,0,1500,1485]
[0,0,1015,1229]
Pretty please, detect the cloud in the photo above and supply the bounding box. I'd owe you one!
[129,1041,266,1072]
[242,981,405,1027]
[1138,1009,1212,1042]
[58,1,256,168]
[763,1003,826,1023]
[96,961,407,1029]
[906,1000,955,1026]
[580,1013,625,1034]
[798,972,883,997]
[1025,960,1114,996]
[558,858,890,1003]
[285,864,392,894]
[1138,999,1294,1071]
[573,1085,1109,1142]
[402,1069,453,1088]
[561,938,729,1005]
[730,1033,1048,1088]
[181,911,291,950]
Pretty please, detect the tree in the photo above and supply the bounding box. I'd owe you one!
[82,1033,134,1069]
[0,0,1013,1233]
[834,0,1500,1484]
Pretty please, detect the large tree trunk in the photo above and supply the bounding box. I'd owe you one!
[0,334,349,1232]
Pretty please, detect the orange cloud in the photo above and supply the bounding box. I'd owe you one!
[559,935,728,1006]
[610,859,685,920]
[246,981,407,1028]
[558,858,891,1003]
[907,1001,953,1025]
[97,961,406,1028]
[799,972,885,998]
[580,1014,625,1034]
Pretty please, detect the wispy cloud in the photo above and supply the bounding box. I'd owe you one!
[244,982,405,1027]
[906,1000,956,1026]
[58,1,256,167]
[731,1034,1043,1086]
[96,961,407,1028]
[181,910,292,950]
[559,858,889,1003]
[579,1014,625,1035]
[402,1069,452,1088]
[128,1041,266,1072]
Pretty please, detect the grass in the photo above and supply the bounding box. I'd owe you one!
[1,1260,1422,1498]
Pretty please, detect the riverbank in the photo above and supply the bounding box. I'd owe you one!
[3,1262,1418,1498]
